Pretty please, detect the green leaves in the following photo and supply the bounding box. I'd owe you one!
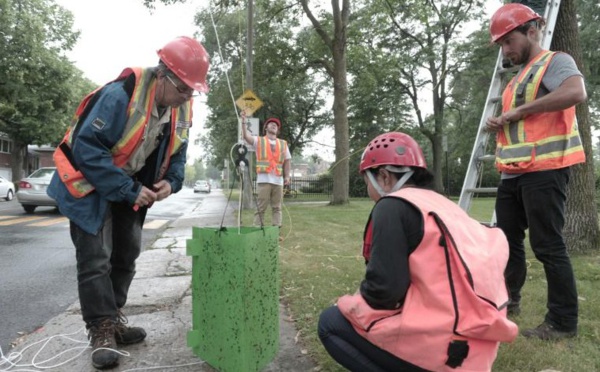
[0,0,95,148]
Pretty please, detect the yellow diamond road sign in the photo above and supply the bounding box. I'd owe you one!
[235,89,263,116]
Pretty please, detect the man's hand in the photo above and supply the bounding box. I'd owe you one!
[135,186,158,208]
[153,180,172,202]
[486,108,523,132]
[284,177,291,186]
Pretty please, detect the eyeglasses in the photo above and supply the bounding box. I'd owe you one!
[166,74,198,97]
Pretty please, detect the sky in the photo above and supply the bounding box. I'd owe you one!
[53,0,348,163]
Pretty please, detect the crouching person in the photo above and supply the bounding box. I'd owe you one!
[318,132,518,371]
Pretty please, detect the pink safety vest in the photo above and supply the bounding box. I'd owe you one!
[338,188,518,371]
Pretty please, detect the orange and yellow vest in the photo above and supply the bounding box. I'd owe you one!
[496,50,585,173]
[338,188,518,371]
[54,67,192,198]
[255,136,287,176]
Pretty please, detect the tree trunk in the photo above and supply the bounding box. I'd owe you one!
[299,0,349,204]
[551,0,600,253]
[330,3,350,205]
[431,135,444,193]
[10,142,26,183]
[331,53,349,204]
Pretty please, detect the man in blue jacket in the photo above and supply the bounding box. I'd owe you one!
[47,36,209,370]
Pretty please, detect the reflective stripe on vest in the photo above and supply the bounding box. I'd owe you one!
[255,137,286,175]
[496,50,585,173]
[157,102,193,181]
[54,67,191,198]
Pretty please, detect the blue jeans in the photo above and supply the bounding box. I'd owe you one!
[495,168,577,331]
[70,202,145,325]
[318,306,429,372]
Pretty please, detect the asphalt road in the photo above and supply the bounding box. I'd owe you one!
[0,187,205,354]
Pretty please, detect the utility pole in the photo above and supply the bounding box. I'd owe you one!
[242,0,254,209]
[246,0,254,90]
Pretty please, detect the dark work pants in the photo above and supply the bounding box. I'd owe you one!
[495,168,578,331]
[318,306,429,372]
[70,202,145,325]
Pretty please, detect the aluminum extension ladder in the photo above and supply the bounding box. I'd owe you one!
[457,0,562,219]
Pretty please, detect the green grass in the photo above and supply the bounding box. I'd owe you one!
[271,197,600,372]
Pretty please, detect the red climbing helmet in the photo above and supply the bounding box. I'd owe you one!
[359,132,427,173]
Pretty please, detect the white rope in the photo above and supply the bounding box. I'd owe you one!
[210,0,258,225]
[208,0,241,122]
[0,327,206,372]
[0,327,93,371]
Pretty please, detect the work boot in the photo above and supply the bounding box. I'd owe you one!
[88,318,119,369]
[522,321,577,341]
[115,310,147,345]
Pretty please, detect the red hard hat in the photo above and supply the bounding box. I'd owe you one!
[264,118,281,129]
[490,3,542,43]
[359,132,427,173]
[157,36,210,93]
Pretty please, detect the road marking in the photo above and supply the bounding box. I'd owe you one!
[0,216,168,229]
[143,219,169,230]
[28,217,69,227]
[0,216,46,226]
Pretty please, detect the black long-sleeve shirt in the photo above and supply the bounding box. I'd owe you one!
[359,196,424,310]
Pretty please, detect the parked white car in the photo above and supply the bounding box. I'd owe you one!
[193,180,211,193]
[0,176,15,201]
[16,167,57,213]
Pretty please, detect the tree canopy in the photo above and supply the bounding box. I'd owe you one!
[141,1,599,236]
[0,0,96,180]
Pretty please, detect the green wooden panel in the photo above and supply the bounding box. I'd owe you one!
[187,226,279,372]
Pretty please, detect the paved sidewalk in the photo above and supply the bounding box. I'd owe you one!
[5,192,317,371]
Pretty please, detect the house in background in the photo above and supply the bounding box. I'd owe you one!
[0,133,55,180]
[0,134,13,179]
[26,145,55,174]
[292,163,309,178]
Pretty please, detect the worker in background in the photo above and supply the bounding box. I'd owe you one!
[242,117,291,236]
[486,3,587,340]
[48,36,210,369]
[318,132,517,372]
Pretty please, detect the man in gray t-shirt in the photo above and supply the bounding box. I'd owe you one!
[486,3,587,341]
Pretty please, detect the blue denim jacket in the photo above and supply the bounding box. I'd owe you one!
[48,80,187,235]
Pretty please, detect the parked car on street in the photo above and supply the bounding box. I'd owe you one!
[0,176,15,201]
[193,180,211,193]
[16,167,57,213]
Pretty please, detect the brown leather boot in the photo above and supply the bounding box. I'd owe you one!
[88,318,119,369]
[114,309,147,345]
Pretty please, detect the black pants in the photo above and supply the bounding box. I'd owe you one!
[70,202,146,325]
[495,168,577,331]
[318,306,428,372]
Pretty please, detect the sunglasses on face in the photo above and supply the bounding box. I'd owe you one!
[165,74,198,97]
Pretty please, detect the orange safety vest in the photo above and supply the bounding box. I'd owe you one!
[54,67,192,198]
[255,136,287,175]
[338,188,518,371]
[496,50,585,173]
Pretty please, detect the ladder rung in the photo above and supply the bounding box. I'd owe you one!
[465,187,498,194]
[477,154,496,162]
